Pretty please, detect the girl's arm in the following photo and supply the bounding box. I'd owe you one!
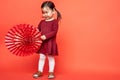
[43,20,58,40]
[38,20,43,32]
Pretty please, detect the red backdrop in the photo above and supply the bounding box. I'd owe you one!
[0,0,120,80]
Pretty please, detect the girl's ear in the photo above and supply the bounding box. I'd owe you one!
[53,8,55,14]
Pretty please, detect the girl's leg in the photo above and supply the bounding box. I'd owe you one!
[48,55,55,72]
[48,55,55,78]
[33,53,46,78]
[38,53,46,72]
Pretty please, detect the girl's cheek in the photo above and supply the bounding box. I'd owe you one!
[47,13,50,16]
[47,11,52,16]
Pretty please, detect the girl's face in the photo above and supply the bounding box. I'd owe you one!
[42,6,55,20]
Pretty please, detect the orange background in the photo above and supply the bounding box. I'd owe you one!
[0,0,120,80]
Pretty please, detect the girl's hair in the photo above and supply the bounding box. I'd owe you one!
[41,1,62,21]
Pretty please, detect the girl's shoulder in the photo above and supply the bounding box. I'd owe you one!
[39,19,58,25]
[51,19,58,24]
[44,19,58,22]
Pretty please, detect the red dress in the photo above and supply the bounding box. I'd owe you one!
[37,19,58,56]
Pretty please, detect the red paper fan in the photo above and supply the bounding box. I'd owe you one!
[5,24,42,56]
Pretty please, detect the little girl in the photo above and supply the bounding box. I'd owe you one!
[33,1,61,79]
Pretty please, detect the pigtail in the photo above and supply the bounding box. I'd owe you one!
[54,8,62,21]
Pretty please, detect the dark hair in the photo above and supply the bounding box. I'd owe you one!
[41,1,62,21]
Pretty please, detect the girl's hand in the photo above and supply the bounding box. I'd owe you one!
[41,35,46,40]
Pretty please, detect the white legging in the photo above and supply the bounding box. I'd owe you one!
[38,54,55,72]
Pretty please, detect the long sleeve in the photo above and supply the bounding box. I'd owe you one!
[45,20,58,40]
[38,21,43,32]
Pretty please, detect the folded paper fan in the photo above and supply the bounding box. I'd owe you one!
[5,24,42,56]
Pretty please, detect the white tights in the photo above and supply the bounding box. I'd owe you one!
[38,54,55,72]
